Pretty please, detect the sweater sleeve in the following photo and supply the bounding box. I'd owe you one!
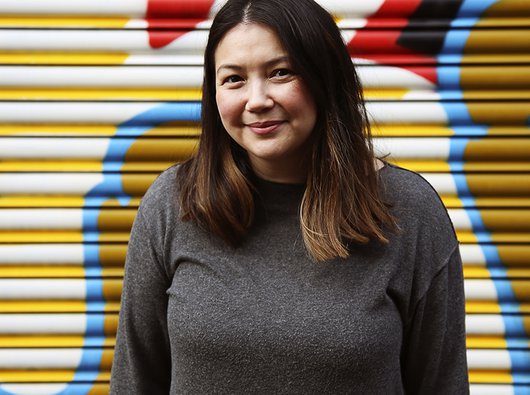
[109,207,172,394]
[401,246,469,394]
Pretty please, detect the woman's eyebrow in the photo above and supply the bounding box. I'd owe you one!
[216,55,290,75]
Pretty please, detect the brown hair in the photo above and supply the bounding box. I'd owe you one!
[177,0,395,261]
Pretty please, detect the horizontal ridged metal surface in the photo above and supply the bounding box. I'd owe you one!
[0,0,529,394]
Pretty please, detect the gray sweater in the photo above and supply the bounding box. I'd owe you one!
[110,163,469,394]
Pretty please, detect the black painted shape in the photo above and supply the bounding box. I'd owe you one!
[397,0,464,55]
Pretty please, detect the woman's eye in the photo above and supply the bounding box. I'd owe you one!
[272,68,293,78]
[223,75,243,84]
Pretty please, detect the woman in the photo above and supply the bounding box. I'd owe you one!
[110,0,469,393]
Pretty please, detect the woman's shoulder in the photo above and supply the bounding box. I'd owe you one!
[380,163,446,212]
[379,163,456,237]
[137,164,182,216]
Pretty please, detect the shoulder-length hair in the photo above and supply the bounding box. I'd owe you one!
[177,0,395,261]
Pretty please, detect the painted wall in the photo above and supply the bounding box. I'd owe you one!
[0,0,529,394]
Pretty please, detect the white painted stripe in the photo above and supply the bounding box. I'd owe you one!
[124,54,204,65]
[161,30,208,53]
[337,19,368,29]
[0,138,109,159]
[0,30,151,51]
[466,314,505,335]
[0,314,86,334]
[0,174,103,194]
[0,102,158,123]
[0,0,146,15]
[0,244,84,265]
[374,138,451,159]
[467,349,511,370]
[0,384,69,395]
[401,91,441,101]
[0,66,203,87]
[366,102,448,124]
[0,279,86,299]
[0,349,82,369]
[447,209,473,231]
[464,280,498,301]
[358,66,435,89]
[459,245,487,266]
[0,209,83,229]
[316,0,386,17]
[420,174,459,195]
[470,384,514,395]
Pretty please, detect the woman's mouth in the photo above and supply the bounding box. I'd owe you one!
[246,121,284,135]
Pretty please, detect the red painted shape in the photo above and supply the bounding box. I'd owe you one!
[146,0,215,49]
[371,0,422,18]
[349,0,438,84]
[147,0,214,18]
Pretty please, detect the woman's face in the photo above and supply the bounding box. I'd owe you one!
[214,23,317,183]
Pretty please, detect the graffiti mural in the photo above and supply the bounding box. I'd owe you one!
[0,0,528,393]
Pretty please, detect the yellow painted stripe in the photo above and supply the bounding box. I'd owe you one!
[465,302,502,314]
[0,232,84,243]
[0,162,104,172]
[372,126,455,137]
[0,125,118,136]
[455,232,480,244]
[439,197,465,209]
[0,16,131,28]
[0,88,201,101]
[0,301,120,313]
[0,197,88,208]
[0,232,131,243]
[0,52,130,65]
[466,336,509,349]
[463,267,491,279]
[363,89,409,99]
[374,126,530,137]
[0,267,124,278]
[473,303,530,314]
[0,162,189,173]
[0,371,110,383]
[468,370,513,384]
[464,267,530,280]
[0,124,200,136]
[389,160,452,172]
[0,336,115,348]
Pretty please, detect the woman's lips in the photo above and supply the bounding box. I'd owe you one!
[246,121,284,135]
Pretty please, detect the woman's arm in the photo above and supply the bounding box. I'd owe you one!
[401,246,469,394]
[110,208,172,394]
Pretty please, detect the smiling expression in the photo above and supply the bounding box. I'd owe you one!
[214,23,317,183]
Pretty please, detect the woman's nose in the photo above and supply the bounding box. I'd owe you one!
[245,80,274,112]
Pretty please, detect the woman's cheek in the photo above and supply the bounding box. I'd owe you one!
[216,92,234,122]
